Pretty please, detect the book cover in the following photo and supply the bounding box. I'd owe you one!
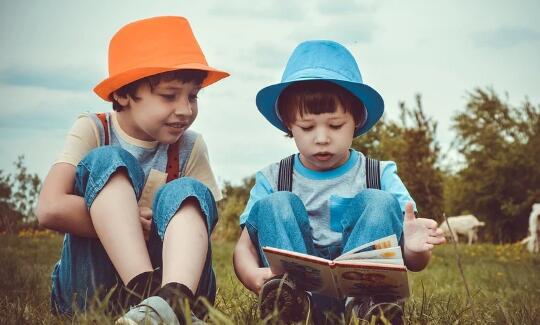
[263,235,410,299]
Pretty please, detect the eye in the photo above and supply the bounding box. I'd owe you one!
[299,125,314,131]
[160,94,176,101]
[330,124,344,130]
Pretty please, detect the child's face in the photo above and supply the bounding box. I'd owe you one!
[290,105,356,171]
[118,79,200,144]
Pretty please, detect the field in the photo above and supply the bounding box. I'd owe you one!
[1,231,539,324]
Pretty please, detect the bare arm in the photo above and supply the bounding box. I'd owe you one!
[233,227,274,294]
[404,247,432,272]
[36,163,97,237]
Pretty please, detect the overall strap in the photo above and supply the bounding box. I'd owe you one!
[365,157,381,190]
[278,154,381,191]
[166,141,180,183]
[96,113,109,145]
[95,112,180,182]
[277,154,295,191]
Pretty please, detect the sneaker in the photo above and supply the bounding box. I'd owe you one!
[115,296,207,325]
[345,296,404,325]
[115,296,180,325]
[259,274,311,324]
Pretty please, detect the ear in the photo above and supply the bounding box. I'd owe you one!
[113,92,130,107]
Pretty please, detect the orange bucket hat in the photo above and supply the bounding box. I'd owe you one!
[94,16,229,101]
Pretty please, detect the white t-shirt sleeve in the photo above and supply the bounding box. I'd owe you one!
[55,114,99,166]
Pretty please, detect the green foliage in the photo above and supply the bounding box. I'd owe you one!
[0,156,41,233]
[11,156,41,221]
[352,94,444,220]
[447,88,540,242]
[213,177,255,242]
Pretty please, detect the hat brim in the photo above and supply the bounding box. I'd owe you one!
[256,78,384,137]
[94,63,229,101]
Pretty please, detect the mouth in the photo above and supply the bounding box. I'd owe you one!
[313,152,333,161]
[165,122,187,130]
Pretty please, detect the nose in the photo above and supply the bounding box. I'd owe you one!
[174,96,192,117]
[314,128,330,144]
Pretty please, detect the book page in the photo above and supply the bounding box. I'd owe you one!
[346,258,404,265]
[333,262,409,299]
[263,247,339,297]
[335,246,403,262]
[339,234,399,259]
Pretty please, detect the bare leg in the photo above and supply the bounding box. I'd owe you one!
[90,170,152,284]
[161,198,208,293]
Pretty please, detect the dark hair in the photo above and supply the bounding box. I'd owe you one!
[277,80,365,137]
[112,69,208,111]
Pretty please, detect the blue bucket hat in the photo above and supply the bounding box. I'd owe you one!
[256,40,384,137]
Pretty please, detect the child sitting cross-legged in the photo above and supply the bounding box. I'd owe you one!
[233,40,446,324]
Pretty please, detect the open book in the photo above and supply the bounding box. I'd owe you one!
[263,235,409,299]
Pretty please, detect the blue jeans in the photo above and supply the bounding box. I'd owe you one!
[50,146,218,316]
[244,190,403,317]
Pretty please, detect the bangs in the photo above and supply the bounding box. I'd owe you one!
[277,80,365,132]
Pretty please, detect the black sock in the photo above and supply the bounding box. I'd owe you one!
[118,270,162,309]
[157,282,195,324]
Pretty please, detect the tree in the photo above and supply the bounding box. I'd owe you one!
[213,176,255,242]
[352,94,444,221]
[0,156,41,233]
[448,88,540,242]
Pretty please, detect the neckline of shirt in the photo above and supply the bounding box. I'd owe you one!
[111,111,159,149]
[293,150,358,180]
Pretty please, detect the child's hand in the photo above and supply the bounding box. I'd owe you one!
[403,202,446,253]
[139,207,152,241]
[247,267,275,294]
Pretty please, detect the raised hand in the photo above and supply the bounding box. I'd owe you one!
[403,202,446,253]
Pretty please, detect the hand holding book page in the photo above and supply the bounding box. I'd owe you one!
[263,235,410,299]
[403,202,446,252]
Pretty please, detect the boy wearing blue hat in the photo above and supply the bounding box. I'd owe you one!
[233,40,446,323]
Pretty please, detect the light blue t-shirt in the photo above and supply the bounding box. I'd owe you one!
[239,150,415,246]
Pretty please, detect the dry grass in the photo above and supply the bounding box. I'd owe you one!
[1,233,539,324]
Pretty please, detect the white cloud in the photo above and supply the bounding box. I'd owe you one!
[1,0,539,186]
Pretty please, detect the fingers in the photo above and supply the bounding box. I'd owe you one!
[404,202,415,221]
[253,268,274,294]
[426,235,446,245]
[140,216,151,240]
[139,207,153,220]
[415,217,438,229]
[263,267,275,280]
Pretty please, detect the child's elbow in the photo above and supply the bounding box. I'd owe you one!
[36,199,57,229]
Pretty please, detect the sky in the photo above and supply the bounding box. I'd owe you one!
[1,0,539,186]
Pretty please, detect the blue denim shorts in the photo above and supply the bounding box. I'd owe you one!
[50,146,218,316]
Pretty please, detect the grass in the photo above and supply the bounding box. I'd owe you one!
[1,231,539,324]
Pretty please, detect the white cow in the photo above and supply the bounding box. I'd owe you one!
[521,203,540,253]
[439,215,485,245]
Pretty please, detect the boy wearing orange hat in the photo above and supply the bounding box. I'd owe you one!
[37,16,228,324]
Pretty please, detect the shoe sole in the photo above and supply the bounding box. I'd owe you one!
[115,317,139,325]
